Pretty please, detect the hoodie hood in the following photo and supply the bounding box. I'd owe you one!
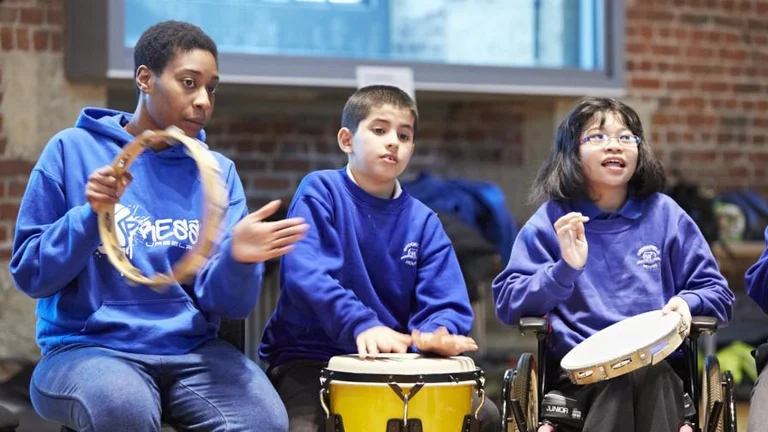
[74,107,208,159]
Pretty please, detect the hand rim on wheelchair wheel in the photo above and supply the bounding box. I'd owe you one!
[96,126,227,289]
[509,352,539,432]
[700,354,724,432]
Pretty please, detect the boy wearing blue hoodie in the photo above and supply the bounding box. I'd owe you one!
[259,85,499,432]
[10,21,307,432]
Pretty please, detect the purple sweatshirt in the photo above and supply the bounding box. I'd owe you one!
[493,193,734,360]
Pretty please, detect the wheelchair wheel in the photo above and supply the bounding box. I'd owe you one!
[510,353,539,432]
[501,368,513,432]
[722,371,737,432]
[700,354,724,432]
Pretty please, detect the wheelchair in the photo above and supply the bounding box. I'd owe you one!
[501,316,737,432]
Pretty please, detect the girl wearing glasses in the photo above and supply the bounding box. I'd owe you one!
[492,97,733,431]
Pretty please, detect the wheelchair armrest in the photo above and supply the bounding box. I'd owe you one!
[519,317,549,337]
[690,316,717,337]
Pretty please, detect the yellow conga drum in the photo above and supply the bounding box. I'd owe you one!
[320,353,485,432]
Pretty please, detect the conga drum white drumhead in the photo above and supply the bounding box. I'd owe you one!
[320,354,484,432]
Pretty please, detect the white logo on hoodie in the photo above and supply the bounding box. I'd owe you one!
[97,204,199,259]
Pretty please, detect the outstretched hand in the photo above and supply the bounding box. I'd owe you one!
[411,326,478,357]
[230,200,310,263]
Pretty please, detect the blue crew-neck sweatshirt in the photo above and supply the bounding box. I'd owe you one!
[259,169,474,366]
[492,193,734,360]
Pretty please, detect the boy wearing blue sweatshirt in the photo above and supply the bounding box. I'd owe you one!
[259,85,499,432]
[493,98,734,432]
[10,21,307,432]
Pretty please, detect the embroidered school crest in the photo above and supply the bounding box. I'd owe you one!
[400,242,419,266]
[636,245,661,270]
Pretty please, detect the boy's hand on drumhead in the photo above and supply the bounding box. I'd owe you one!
[231,200,310,263]
[355,326,412,358]
[411,326,478,357]
[662,296,692,337]
[554,212,589,269]
[86,166,132,213]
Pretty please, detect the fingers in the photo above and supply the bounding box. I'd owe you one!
[271,233,308,249]
[391,340,409,353]
[554,212,589,230]
[250,199,282,222]
[86,166,134,211]
[356,338,367,359]
[393,331,412,346]
[573,216,587,238]
[556,217,589,245]
[434,326,449,336]
[260,245,296,261]
[384,333,411,353]
[365,338,379,358]
[269,217,310,232]
[116,172,133,198]
[87,181,119,200]
[452,335,479,352]
[555,213,589,235]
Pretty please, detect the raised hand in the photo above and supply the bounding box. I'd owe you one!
[355,326,412,359]
[411,326,478,357]
[554,212,590,269]
[230,200,310,263]
[85,166,132,213]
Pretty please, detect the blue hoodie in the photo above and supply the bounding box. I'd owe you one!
[10,108,262,355]
[259,169,474,366]
[745,227,768,314]
[492,193,734,361]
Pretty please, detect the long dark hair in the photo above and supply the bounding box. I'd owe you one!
[529,97,666,203]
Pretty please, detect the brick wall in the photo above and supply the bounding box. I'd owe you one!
[203,101,526,211]
[625,0,768,192]
[0,0,64,261]
[0,0,105,359]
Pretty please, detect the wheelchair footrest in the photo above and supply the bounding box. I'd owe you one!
[682,392,696,420]
[541,391,584,429]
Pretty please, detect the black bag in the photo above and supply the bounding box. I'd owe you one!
[753,341,768,375]
[666,181,719,244]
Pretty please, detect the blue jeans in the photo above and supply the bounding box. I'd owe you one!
[30,339,288,432]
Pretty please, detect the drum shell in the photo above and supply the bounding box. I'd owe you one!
[328,379,475,432]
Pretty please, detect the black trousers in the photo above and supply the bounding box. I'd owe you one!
[546,361,685,432]
[268,360,500,432]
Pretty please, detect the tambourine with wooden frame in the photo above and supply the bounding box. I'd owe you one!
[97,126,228,290]
[560,310,688,385]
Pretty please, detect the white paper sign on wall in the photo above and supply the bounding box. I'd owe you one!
[355,66,416,101]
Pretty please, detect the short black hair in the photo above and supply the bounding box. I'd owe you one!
[341,85,419,137]
[133,20,218,77]
[529,97,666,203]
